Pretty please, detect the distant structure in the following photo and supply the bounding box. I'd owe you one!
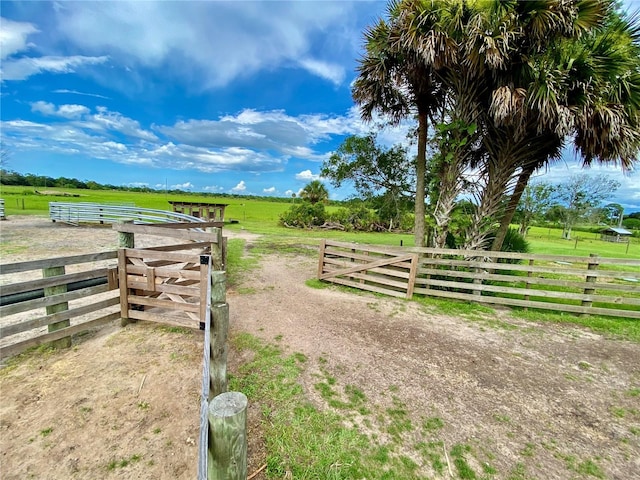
[168,201,228,223]
[600,227,632,243]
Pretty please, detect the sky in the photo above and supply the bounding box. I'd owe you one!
[1,0,639,212]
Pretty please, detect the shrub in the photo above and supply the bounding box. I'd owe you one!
[279,201,326,228]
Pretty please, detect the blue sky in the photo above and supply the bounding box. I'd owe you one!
[1,1,639,212]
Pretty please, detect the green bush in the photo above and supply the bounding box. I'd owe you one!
[328,205,378,231]
[279,201,326,228]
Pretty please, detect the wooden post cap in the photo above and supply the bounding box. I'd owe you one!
[209,392,247,417]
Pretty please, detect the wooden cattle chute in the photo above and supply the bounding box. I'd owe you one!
[318,240,640,319]
[0,252,120,359]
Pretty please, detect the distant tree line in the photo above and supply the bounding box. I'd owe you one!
[0,169,341,204]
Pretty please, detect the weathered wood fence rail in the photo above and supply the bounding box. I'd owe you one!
[1,222,246,478]
[49,201,223,228]
[0,199,5,220]
[0,251,120,359]
[318,240,640,319]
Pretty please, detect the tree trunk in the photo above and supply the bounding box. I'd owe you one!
[491,164,536,251]
[414,112,428,247]
[464,153,516,251]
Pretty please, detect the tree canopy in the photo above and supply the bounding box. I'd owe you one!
[353,0,640,250]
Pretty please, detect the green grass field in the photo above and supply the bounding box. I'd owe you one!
[0,184,638,258]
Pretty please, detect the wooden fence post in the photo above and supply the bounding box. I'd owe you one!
[209,228,224,270]
[210,271,228,399]
[581,254,599,314]
[210,303,229,399]
[43,266,71,349]
[523,258,535,310]
[207,391,248,480]
[117,220,135,248]
[117,220,134,326]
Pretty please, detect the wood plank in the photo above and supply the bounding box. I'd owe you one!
[323,255,414,271]
[126,265,201,280]
[322,266,412,286]
[0,284,111,316]
[1,268,112,296]
[126,309,197,326]
[128,295,200,313]
[200,258,209,323]
[0,297,119,338]
[416,267,640,292]
[0,313,120,360]
[324,277,407,298]
[125,280,200,297]
[113,223,221,243]
[318,239,327,278]
[322,258,413,279]
[416,277,640,305]
[118,249,129,319]
[319,254,415,280]
[124,248,203,263]
[421,258,639,281]
[149,221,224,229]
[145,242,211,252]
[406,254,419,299]
[0,251,117,275]
[324,249,412,265]
[412,286,640,319]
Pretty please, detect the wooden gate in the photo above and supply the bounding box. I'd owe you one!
[318,240,419,299]
[118,245,212,327]
[114,223,225,329]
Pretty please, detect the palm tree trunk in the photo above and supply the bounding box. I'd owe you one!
[464,152,516,251]
[491,163,535,251]
[414,112,428,247]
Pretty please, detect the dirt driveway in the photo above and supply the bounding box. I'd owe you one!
[1,216,639,479]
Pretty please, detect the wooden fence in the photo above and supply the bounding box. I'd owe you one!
[318,240,640,319]
[1,222,246,479]
[0,251,120,359]
[0,199,5,220]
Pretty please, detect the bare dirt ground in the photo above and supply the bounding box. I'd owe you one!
[1,216,639,479]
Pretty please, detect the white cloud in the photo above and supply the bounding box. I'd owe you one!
[51,2,360,89]
[171,182,194,190]
[158,108,366,163]
[263,186,276,194]
[1,55,109,81]
[295,170,320,181]
[53,89,110,99]
[58,104,91,119]
[203,185,224,192]
[0,18,38,59]
[30,101,56,116]
[231,181,246,193]
[127,182,149,188]
[31,101,90,119]
[298,58,345,85]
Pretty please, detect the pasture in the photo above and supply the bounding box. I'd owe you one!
[1,184,637,258]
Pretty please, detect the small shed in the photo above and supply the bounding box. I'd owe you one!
[600,227,632,243]
[168,201,228,222]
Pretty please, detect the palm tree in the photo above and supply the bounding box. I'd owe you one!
[299,180,329,205]
[489,2,640,250]
[352,0,454,247]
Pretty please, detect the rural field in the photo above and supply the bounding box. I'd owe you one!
[0,194,639,479]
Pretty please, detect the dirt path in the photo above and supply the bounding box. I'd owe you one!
[1,216,639,479]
